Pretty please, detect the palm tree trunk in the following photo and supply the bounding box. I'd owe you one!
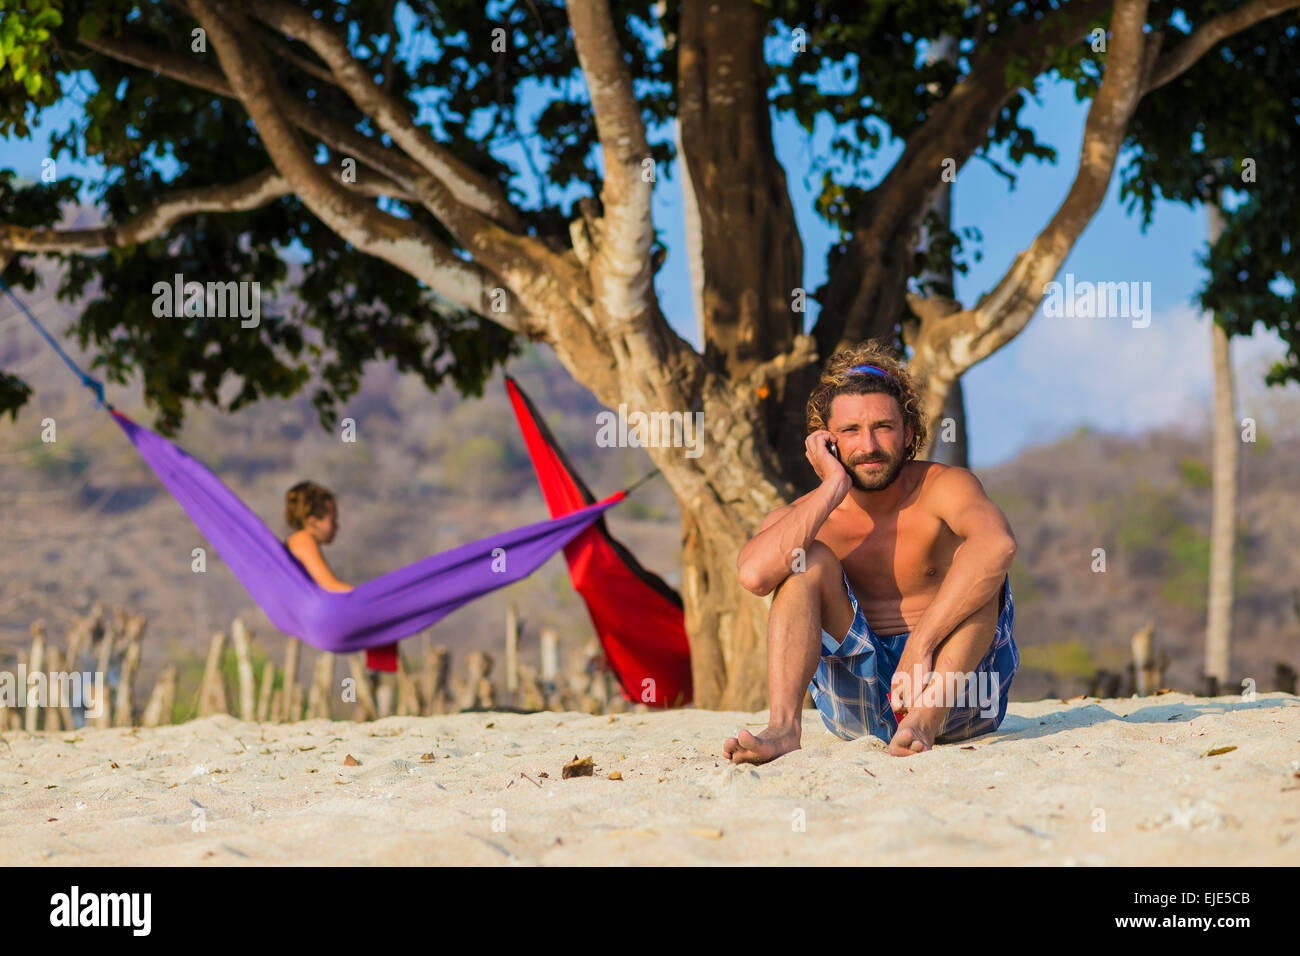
[1205,199,1236,696]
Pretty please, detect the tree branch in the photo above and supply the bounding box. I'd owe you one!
[183,1,528,332]
[81,33,447,208]
[1144,0,1300,93]
[815,0,1112,351]
[245,0,525,232]
[910,0,1153,396]
[0,168,414,259]
[566,0,658,330]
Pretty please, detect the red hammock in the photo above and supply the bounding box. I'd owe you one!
[506,377,693,707]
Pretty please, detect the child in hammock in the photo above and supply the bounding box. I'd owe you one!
[284,480,352,592]
[284,481,395,671]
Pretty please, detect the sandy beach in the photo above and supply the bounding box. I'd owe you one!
[2,692,1297,866]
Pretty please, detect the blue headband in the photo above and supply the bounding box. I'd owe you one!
[847,364,890,379]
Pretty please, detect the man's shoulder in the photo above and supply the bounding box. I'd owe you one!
[908,460,994,513]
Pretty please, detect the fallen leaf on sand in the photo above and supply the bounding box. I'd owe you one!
[608,771,623,780]
[343,754,360,766]
[420,753,435,762]
[1202,746,1237,758]
[563,755,594,779]
[110,762,118,769]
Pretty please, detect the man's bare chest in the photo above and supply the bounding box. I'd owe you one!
[817,505,958,602]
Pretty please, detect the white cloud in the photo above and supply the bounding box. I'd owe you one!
[967,301,1296,465]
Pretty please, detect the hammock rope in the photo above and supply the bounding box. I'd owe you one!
[0,275,113,411]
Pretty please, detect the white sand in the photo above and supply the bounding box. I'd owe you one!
[3,692,1298,865]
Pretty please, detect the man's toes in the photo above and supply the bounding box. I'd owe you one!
[889,727,927,756]
[736,729,763,750]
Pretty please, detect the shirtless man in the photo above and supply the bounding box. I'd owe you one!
[724,342,1020,762]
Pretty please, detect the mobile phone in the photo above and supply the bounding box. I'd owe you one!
[828,439,842,463]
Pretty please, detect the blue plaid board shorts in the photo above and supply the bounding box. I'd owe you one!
[809,568,1019,745]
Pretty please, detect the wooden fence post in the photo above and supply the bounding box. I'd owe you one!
[198,631,228,718]
[91,616,114,729]
[306,652,334,719]
[256,659,275,723]
[456,652,494,711]
[540,628,560,710]
[43,646,67,732]
[347,655,379,721]
[1131,621,1155,697]
[423,647,449,715]
[396,654,421,717]
[112,616,144,728]
[505,604,520,707]
[231,618,256,720]
[280,638,301,723]
[25,622,45,733]
[142,666,177,727]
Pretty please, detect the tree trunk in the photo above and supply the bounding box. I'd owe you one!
[932,379,970,467]
[681,509,770,709]
[913,142,969,468]
[1205,200,1235,693]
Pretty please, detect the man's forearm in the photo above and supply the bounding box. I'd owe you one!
[907,536,1015,655]
[738,477,848,595]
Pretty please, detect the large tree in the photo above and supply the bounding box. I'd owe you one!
[2,0,1297,708]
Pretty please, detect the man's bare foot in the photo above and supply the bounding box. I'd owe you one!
[888,711,938,756]
[723,725,801,765]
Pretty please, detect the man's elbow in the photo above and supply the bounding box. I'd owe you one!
[1000,535,1017,566]
[737,561,772,597]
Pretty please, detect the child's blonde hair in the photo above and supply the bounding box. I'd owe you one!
[285,480,336,531]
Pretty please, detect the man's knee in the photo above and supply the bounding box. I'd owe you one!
[772,540,841,596]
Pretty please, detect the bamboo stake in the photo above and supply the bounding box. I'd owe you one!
[374,673,396,718]
[540,628,560,710]
[279,638,301,723]
[112,614,145,728]
[92,617,114,728]
[112,633,141,728]
[255,659,274,723]
[517,663,545,711]
[347,655,379,721]
[1131,621,1155,697]
[396,653,420,717]
[43,646,69,732]
[198,631,229,718]
[306,652,334,719]
[456,652,492,711]
[505,604,520,707]
[142,666,177,727]
[231,618,256,720]
[423,646,449,715]
[25,622,45,733]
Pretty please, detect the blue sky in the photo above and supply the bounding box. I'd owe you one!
[3,41,1293,468]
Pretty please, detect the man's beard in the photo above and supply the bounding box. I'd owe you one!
[846,451,905,491]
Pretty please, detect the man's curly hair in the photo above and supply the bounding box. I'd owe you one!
[805,340,928,460]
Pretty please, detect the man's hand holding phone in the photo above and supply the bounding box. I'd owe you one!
[806,430,850,499]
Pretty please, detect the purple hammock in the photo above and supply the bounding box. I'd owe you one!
[109,408,624,656]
